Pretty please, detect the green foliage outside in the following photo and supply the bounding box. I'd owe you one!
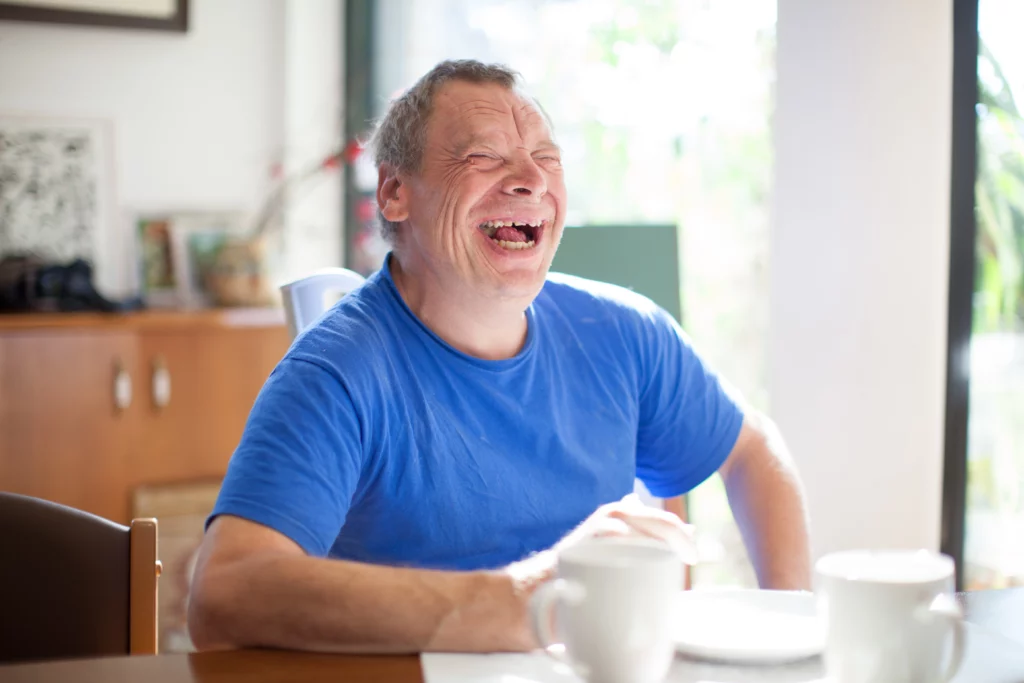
[975,42,1024,333]
[965,39,1024,590]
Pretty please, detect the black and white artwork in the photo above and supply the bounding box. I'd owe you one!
[0,117,119,293]
[0,125,97,261]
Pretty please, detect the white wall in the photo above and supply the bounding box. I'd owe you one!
[771,0,953,560]
[0,0,342,296]
[281,0,344,284]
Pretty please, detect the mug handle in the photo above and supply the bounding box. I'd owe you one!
[528,579,587,668]
[915,593,965,682]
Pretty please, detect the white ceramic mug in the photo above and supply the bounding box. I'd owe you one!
[815,549,965,683]
[528,537,683,683]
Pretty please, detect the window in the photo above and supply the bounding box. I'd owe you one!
[960,0,1024,591]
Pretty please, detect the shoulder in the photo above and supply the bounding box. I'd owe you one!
[537,273,688,375]
[284,271,399,382]
[538,272,666,326]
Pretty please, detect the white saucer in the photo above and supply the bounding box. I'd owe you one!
[674,588,825,664]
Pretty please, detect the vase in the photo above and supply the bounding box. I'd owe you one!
[203,235,274,308]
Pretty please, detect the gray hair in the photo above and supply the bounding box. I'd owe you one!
[369,59,522,243]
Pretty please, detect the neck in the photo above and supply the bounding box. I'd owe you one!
[389,254,530,361]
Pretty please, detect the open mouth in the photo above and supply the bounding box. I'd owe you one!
[478,220,544,251]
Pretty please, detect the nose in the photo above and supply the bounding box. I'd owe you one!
[501,154,547,199]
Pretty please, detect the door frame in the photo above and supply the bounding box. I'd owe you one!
[940,0,981,591]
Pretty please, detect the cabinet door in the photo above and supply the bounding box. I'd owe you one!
[192,326,290,469]
[130,325,289,487]
[130,330,205,486]
[0,330,139,523]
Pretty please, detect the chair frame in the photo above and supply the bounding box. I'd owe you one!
[279,267,367,339]
[0,492,160,661]
[129,518,161,654]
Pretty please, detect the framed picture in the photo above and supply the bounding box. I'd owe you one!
[135,216,178,307]
[167,211,247,309]
[0,0,188,32]
[0,115,128,296]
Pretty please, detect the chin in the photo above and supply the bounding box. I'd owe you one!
[491,269,548,301]
[473,232,555,299]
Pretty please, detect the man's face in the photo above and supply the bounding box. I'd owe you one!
[384,80,567,301]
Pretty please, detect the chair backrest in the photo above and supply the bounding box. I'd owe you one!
[0,493,159,663]
[279,267,367,339]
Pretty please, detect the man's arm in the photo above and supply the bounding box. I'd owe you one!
[187,515,536,654]
[188,500,694,653]
[717,413,812,590]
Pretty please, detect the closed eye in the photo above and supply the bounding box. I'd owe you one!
[467,153,503,170]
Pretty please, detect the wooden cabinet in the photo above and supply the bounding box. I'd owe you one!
[0,310,290,523]
[189,327,291,472]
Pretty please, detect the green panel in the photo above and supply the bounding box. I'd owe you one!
[550,224,682,322]
[343,0,376,272]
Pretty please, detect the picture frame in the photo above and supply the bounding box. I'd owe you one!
[167,211,247,309]
[135,215,178,308]
[0,115,127,297]
[0,0,188,32]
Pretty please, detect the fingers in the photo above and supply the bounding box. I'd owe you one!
[555,498,700,566]
[588,516,633,538]
[606,509,699,565]
[506,549,558,589]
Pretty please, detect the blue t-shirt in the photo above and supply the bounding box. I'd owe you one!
[209,257,744,570]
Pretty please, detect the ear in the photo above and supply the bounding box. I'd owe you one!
[377,165,409,224]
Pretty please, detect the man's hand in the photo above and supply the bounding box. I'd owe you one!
[505,494,698,593]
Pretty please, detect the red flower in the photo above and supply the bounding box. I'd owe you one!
[343,138,364,165]
[322,153,343,170]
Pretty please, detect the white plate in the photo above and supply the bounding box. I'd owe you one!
[674,589,825,664]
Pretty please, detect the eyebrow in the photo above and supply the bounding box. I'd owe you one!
[533,139,562,153]
[452,135,562,157]
[451,136,492,157]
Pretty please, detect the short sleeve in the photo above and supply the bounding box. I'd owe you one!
[207,357,364,557]
[635,308,745,498]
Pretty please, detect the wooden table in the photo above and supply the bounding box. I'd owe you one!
[0,650,423,683]
[2,589,1022,683]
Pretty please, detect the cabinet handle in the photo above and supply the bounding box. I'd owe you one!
[151,356,172,410]
[113,359,133,412]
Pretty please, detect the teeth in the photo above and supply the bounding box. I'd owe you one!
[478,219,545,230]
[495,240,536,250]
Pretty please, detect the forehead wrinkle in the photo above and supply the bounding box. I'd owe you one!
[435,98,513,155]
[513,100,554,148]
[516,101,543,122]
[434,89,556,156]
[455,98,512,117]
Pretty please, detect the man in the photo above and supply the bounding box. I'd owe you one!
[188,60,811,654]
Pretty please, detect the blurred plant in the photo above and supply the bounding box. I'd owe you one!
[975,41,1024,332]
[248,139,361,238]
[967,42,1024,592]
[203,140,359,307]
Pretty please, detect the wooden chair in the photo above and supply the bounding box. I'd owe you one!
[0,492,160,663]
